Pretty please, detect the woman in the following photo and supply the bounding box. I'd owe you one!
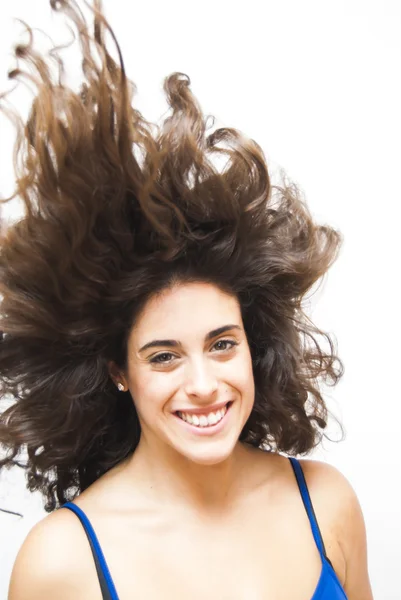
[0,1,373,598]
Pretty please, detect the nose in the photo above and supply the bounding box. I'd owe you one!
[183,358,219,400]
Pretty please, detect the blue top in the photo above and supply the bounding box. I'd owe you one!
[61,456,348,599]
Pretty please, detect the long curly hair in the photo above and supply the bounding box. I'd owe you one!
[0,0,344,512]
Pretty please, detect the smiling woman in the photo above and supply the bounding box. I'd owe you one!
[0,1,373,599]
[106,283,255,467]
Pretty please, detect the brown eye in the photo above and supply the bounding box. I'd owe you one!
[213,339,238,352]
[150,352,175,364]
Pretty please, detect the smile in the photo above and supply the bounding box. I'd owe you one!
[175,402,232,429]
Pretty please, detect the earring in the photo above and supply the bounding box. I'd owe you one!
[117,382,125,392]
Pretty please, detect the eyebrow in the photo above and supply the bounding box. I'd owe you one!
[138,324,242,353]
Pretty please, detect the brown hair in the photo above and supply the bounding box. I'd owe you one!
[0,0,344,512]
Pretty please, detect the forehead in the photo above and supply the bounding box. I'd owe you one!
[131,282,242,341]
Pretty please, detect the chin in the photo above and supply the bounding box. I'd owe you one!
[177,440,238,467]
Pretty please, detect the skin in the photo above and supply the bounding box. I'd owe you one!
[108,281,256,509]
[8,282,374,599]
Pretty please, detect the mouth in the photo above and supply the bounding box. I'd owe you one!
[174,401,233,432]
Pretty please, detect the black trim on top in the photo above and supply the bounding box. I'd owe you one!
[289,458,334,569]
[84,525,114,600]
[65,507,113,600]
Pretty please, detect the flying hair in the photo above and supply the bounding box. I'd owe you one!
[0,0,344,511]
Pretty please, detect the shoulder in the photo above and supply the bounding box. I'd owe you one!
[297,457,364,540]
[264,453,353,547]
[297,457,355,515]
[8,505,92,600]
[298,457,374,600]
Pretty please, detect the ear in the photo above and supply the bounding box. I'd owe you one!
[107,360,127,388]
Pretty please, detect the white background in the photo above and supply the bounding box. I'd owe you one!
[0,1,400,598]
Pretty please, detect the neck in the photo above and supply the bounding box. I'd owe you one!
[125,436,251,514]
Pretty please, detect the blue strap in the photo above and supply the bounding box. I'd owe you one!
[288,457,326,560]
[61,502,119,600]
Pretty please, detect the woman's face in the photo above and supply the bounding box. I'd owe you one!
[114,282,255,466]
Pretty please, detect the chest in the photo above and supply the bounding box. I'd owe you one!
[77,495,343,600]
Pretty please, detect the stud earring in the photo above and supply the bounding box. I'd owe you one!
[117,382,125,392]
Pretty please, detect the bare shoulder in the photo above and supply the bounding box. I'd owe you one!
[298,457,374,600]
[8,505,92,600]
[297,457,355,517]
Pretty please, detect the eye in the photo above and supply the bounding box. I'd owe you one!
[212,339,238,352]
[149,339,238,365]
[149,352,176,365]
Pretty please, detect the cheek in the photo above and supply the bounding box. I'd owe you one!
[219,351,255,397]
[128,368,176,413]
[243,361,256,407]
[238,358,255,396]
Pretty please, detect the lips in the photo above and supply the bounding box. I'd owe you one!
[174,400,231,417]
[174,401,233,435]
[177,403,228,427]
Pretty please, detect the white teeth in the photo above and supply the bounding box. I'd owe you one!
[178,404,228,427]
[207,412,218,425]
